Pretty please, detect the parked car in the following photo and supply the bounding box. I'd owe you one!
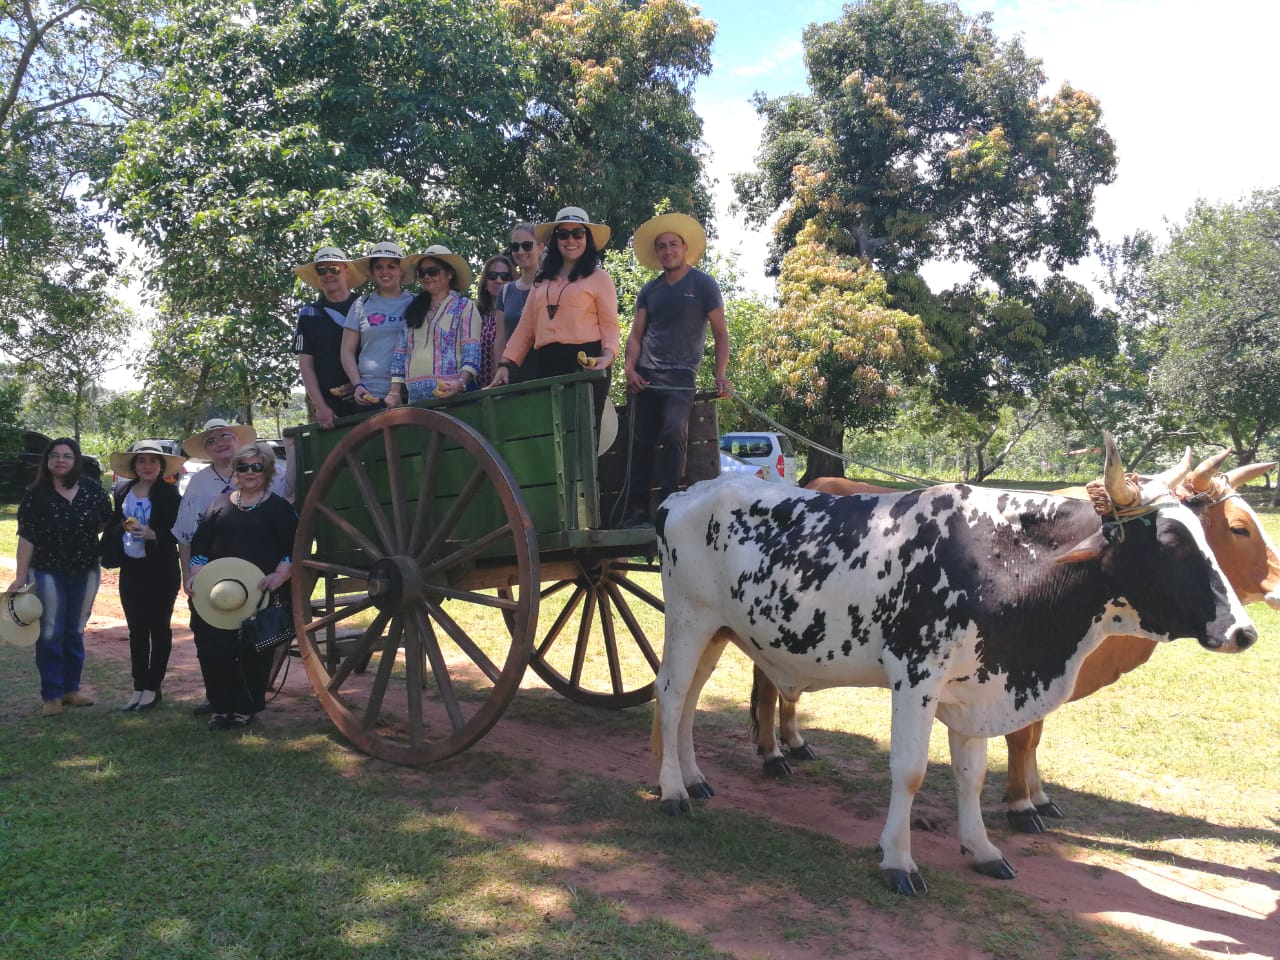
[718,432,798,484]
[17,430,102,483]
[719,450,765,480]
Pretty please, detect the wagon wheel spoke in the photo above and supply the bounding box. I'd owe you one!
[427,585,519,612]
[299,558,372,580]
[343,450,396,555]
[408,430,444,556]
[614,572,665,612]
[381,424,408,551]
[597,590,626,696]
[315,501,384,559]
[569,588,599,687]
[414,604,466,732]
[421,521,515,579]
[534,583,588,660]
[423,596,503,684]
[603,578,661,674]
[416,464,487,565]
[360,615,404,727]
[327,608,392,693]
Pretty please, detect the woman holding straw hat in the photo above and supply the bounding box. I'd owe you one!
[387,244,484,405]
[489,206,619,420]
[8,436,112,716]
[102,441,185,711]
[186,441,297,730]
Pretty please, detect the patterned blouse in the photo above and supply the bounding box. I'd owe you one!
[390,290,483,403]
[16,479,113,573]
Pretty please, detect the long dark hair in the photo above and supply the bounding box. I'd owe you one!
[536,229,600,284]
[476,254,515,314]
[34,436,83,490]
[404,257,456,330]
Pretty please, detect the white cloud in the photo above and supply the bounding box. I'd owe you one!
[729,38,804,78]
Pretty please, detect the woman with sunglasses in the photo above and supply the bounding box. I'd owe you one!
[490,207,619,419]
[9,437,112,716]
[476,253,516,386]
[186,442,297,730]
[492,223,544,383]
[387,244,483,405]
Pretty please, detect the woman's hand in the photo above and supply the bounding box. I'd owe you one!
[353,383,377,406]
[489,366,511,388]
[434,378,467,400]
[258,570,288,592]
[385,389,402,408]
[6,575,29,593]
[598,348,616,369]
[183,574,196,597]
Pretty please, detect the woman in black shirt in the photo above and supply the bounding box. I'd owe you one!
[187,441,297,729]
[8,437,112,716]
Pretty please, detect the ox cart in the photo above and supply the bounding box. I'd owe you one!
[281,370,720,765]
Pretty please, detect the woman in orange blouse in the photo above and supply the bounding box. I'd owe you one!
[489,206,619,419]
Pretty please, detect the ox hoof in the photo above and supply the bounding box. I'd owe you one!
[974,857,1017,881]
[880,868,928,896]
[787,742,817,761]
[687,780,715,800]
[762,756,794,779]
[1035,801,1064,819]
[1007,809,1047,834]
[661,797,692,817]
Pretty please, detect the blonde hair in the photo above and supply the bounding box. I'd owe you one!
[233,441,276,478]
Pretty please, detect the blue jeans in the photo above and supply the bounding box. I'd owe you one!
[32,567,100,702]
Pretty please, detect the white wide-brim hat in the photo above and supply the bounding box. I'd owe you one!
[353,240,407,280]
[598,398,618,456]
[1,584,42,648]
[109,441,187,480]
[182,419,258,460]
[533,206,611,249]
[402,244,473,292]
[192,557,270,630]
[631,213,707,271]
[294,246,368,291]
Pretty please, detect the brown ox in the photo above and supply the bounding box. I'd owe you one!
[752,455,1280,832]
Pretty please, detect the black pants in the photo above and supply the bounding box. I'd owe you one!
[191,605,273,715]
[119,558,180,692]
[531,340,611,423]
[627,367,696,510]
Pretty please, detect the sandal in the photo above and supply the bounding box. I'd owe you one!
[208,714,232,731]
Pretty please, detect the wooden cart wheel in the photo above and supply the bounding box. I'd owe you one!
[502,559,663,709]
[292,407,539,765]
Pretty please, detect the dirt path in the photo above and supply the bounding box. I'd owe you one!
[72,574,1280,960]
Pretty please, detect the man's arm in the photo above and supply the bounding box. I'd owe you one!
[707,305,732,396]
[624,307,649,394]
[299,354,335,428]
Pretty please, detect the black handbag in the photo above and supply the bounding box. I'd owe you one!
[239,599,294,655]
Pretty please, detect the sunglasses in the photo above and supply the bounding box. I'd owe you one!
[314,264,344,276]
[486,270,512,281]
[234,462,265,474]
[416,264,445,279]
[507,240,535,253]
[203,431,238,447]
[555,228,587,241]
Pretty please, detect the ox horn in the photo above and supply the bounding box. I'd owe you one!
[1155,446,1196,491]
[1183,449,1231,493]
[1223,460,1278,490]
[1102,431,1138,507]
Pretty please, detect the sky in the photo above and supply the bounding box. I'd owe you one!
[690,0,1280,299]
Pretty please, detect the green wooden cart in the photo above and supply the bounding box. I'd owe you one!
[282,370,720,766]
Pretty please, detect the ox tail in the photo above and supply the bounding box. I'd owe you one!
[749,667,764,741]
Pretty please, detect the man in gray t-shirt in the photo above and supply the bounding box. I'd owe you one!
[621,213,731,528]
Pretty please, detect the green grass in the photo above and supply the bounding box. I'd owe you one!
[0,503,16,560]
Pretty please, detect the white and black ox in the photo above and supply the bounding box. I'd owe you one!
[652,433,1257,895]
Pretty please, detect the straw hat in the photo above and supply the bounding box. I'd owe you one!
[109,441,187,480]
[402,244,473,292]
[533,206,611,249]
[293,246,368,291]
[191,557,269,630]
[631,213,707,271]
[182,419,258,460]
[352,240,407,280]
[1,584,41,648]
[598,398,618,456]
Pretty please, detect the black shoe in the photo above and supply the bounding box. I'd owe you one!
[208,714,232,731]
[226,713,255,728]
[136,691,162,712]
[192,700,213,716]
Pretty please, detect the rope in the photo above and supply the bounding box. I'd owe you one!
[727,394,938,488]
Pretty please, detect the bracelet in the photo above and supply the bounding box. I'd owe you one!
[353,382,367,391]
[498,360,517,372]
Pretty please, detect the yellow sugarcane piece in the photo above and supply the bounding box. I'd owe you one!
[577,351,594,369]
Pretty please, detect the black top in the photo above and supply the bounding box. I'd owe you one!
[103,478,182,573]
[190,492,298,599]
[291,293,359,411]
[635,267,724,375]
[16,479,113,573]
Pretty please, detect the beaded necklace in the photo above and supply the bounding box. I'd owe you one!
[233,490,267,512]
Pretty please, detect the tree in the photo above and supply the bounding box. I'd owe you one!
[731,0,1118,468]
[746,218,935,480]
[1132,191,1280,465]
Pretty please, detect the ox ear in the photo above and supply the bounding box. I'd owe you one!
[1223,461,1277,490]
[1056,530,1108,565]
